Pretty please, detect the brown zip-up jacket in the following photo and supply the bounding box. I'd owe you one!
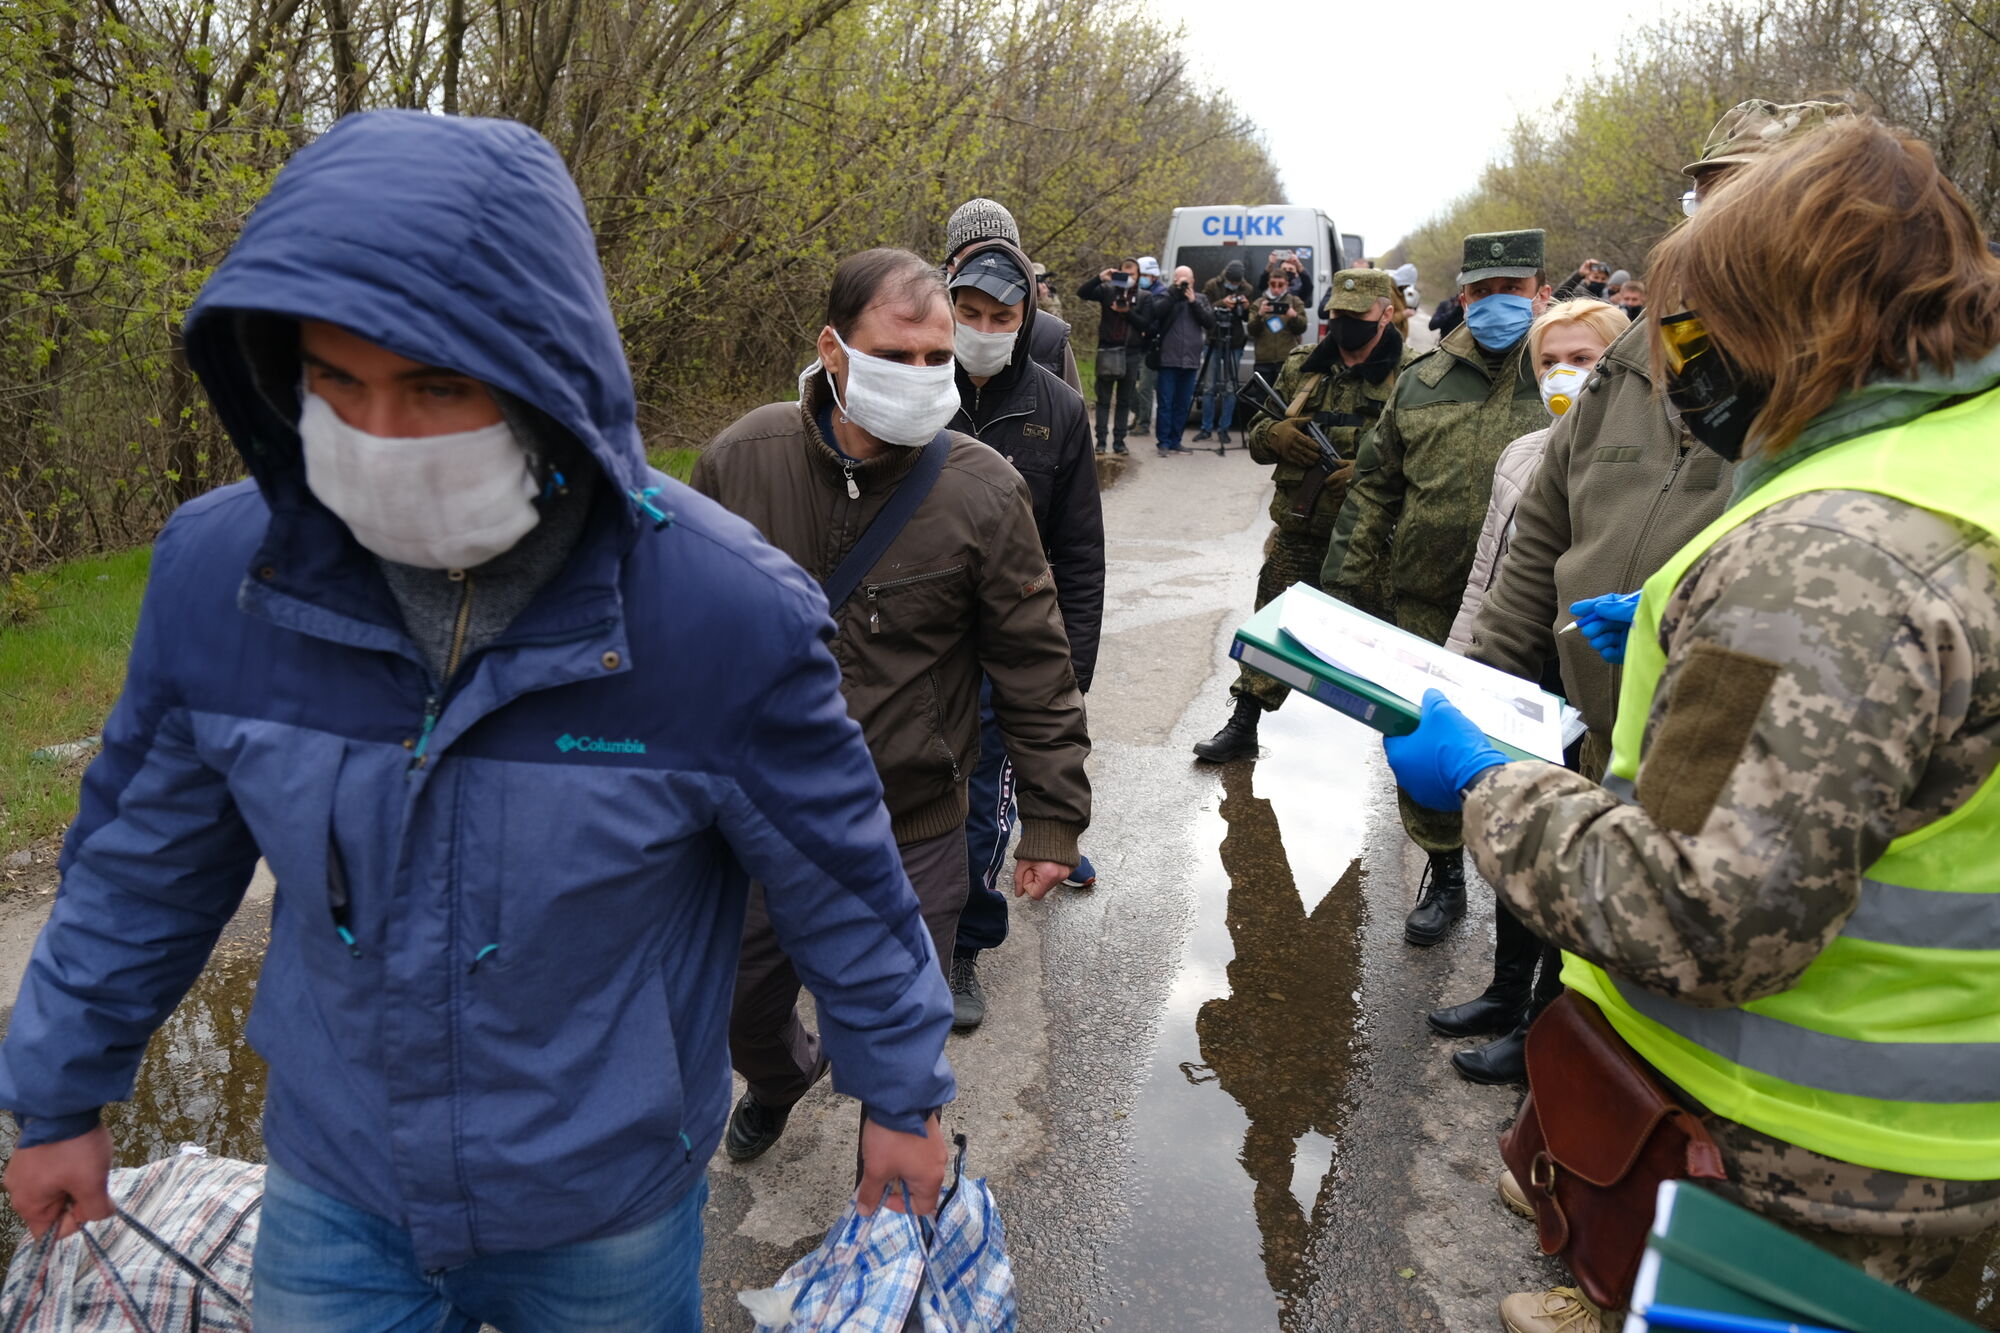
[1466,316,1732,739]
[692,369,1090,864]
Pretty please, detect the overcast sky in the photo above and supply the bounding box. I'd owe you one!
[1142,0,1686,257]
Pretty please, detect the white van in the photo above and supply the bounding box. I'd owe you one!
[1161,204,1348,346]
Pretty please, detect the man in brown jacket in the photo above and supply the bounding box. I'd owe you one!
[692,248,1091,1162]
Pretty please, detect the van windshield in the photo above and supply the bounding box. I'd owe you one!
[1172,245,1320,292]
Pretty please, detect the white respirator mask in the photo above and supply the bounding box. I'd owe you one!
[826,331,961,447]
[1540,363,1590,417]
[299,390,541,570]
[953,320,1017,377]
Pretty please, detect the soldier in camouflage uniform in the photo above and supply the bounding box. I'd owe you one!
[1324,230,1551,947]
[1382,116,2000,1331]
[1193,269,1411,763]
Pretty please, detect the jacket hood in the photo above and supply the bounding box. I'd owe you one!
[186,111,648,518]
[1734,343,2000,500]
[951,237,1039,395]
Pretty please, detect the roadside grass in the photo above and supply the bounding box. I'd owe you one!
[649,446,700,481]
[1074,350,1096,401]
[1,546,152,852]
[1,457,701,856]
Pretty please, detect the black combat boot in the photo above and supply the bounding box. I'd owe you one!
[1403,849,1466,947]
[1451,1021,1528,1084]
[1193,696,1263,763]
[1427,905,1539,1036]
[1451,937,1562,1084]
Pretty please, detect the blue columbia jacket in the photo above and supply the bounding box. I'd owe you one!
[0,111,955,1268]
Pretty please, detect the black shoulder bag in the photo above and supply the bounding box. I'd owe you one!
[820,431,952,611]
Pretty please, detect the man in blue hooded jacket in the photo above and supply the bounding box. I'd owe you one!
[0,111,955,1330]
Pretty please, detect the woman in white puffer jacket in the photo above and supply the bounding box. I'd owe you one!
[1446,299,1633,654]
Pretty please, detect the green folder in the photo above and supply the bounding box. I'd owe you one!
[1229,584,1554,763]
[1629,1180,1982,1332]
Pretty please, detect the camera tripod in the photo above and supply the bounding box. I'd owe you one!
[1190,338,1240,457]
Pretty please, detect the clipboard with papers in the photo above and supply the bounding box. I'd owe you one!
[1229,584,1585,765]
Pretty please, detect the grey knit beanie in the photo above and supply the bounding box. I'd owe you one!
[946,197,1019,258]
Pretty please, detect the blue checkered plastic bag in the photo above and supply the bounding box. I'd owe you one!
[741,1135,1016,1333]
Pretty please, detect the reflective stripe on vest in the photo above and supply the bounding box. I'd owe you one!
[1574,383,2000,1180]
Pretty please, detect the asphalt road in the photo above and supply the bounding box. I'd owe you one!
[2,421,1994,1329]
[697,440,1572,1330]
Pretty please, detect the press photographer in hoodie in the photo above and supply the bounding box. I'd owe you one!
[941,240,1105,1031]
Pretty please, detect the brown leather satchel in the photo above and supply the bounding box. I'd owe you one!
[1499,990,1729,1310]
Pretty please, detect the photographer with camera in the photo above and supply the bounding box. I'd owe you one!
[1248,268,1308,392]
[1196,260,1253,444]
[1132,263,1214,455]
[1078,259,1149,455]
[1265,249,1313,311]
[1194,269,1411,761]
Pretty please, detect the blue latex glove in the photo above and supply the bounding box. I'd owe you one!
[1382,689,1510,811]
[1569,591,1642,664]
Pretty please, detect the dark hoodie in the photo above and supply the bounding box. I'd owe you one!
[950,238,1105,689]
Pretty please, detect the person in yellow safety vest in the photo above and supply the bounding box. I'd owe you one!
[1381,117,2000,1333]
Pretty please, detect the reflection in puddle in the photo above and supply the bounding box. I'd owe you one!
[1104,731,1370,1331]
[0,934,268,1269]
[1191,764,1363,1323]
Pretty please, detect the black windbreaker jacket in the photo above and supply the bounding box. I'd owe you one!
[953,239,1106,690]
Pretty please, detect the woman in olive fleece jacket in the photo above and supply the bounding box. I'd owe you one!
[1465,315,1733,751]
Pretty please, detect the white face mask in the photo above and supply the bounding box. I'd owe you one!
[826,331,961,447]
[299,391,540,570]
[1540,362,1590,416]
[953,320,1017,377]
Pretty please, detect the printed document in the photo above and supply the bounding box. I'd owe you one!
[1276,589,1574,763]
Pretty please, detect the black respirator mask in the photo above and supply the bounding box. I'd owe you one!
[1328,313,1381,352]
[1660,311,1767,462]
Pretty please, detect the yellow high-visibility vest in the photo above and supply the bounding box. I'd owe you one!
[1565,385,2000,1180]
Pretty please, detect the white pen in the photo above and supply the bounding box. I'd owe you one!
[1559,620,1579,634]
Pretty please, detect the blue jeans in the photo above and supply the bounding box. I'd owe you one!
[1199,349,1238,433]
[253,1164,709,1332]
[1155,365,1199,449]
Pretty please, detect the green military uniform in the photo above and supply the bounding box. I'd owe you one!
[1231,269,1411,710]
[1326,231,1550,853]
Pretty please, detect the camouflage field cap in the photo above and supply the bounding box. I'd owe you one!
[1323,268,1398,314]
[1683,99,1855,177]
[1456,229,1546,285]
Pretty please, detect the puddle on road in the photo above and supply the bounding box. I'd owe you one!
[0,931,267,1269]
[1099,699,2000,1330]
[1102,706,1375,1331]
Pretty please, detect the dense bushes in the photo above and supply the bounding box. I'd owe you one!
[1,0,1279,573]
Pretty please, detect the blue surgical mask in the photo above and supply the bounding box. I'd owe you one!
[1464,292,1535,350]
[1139,275,1157,289]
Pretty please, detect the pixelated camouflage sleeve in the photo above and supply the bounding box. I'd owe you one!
[1324,396,1406,621]
[1463,491,2000,1009]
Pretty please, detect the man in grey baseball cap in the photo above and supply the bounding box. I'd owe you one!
[942,196,1080,391]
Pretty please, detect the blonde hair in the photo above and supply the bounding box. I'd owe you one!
[1527,298,1628,366]
[1646,117,2000,452]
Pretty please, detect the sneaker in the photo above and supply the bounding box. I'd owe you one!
[724,1054,829,1161]
[1112,442,1128,455]
[1156,447,1170,458]
[1095,444,1107,454]
[949,953,986,1032]
[1063,854,1097,890]
[1498,1286,1603,1333]
[1193,430,1213,442]
[1217,429,1231,445]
